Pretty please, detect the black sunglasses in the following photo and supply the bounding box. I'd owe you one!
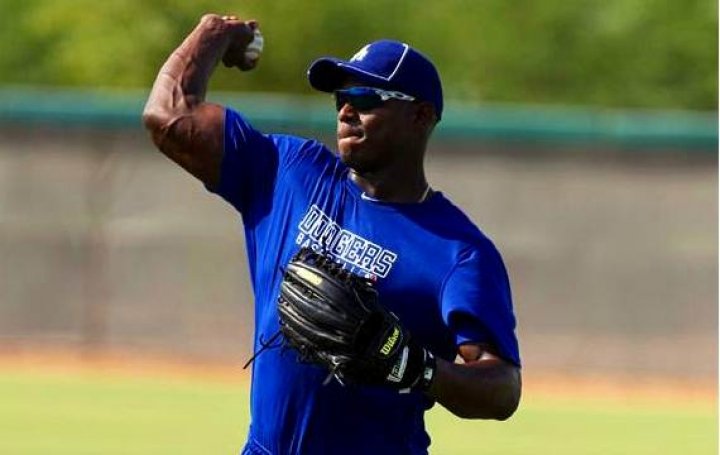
[334,87,416,112]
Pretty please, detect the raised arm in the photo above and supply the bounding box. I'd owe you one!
[142,14,258,187]
[429,343,521,420]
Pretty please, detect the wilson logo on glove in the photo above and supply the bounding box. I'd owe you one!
[379,326,401,356]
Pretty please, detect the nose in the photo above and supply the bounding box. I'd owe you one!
[337,102,358,122]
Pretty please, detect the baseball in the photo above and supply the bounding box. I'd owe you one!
[244,28,264,65]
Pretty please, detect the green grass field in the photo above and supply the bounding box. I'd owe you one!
[0,368,716,454]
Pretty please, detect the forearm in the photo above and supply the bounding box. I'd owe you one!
[141,15,256,185]
[429,356,521,420]
[143,15,232,127]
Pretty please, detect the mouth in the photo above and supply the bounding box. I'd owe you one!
[338,126,364,142]
[339,135,364,146]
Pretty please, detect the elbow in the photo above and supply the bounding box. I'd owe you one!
[142,103,179,151]
[141,109,155,132]
[451,373,522,421]
[493,389,521,421]
[453,390,520,421]
[493,371,522,421]
[142,104,166,136]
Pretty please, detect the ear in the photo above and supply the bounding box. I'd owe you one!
[413,102,438,131]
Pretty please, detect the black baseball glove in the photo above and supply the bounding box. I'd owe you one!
[277,247,436,392]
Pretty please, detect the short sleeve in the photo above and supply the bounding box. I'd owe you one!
[205,108,278,213]
[209,108,318,216]
[440,244,521,366]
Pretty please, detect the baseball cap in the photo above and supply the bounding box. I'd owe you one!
[307,40,444,120]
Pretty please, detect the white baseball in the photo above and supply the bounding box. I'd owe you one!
[244,28,264,64]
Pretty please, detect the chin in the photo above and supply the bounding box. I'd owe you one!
[337,146,368,173]
[337,139,357,160]
[337,138,384,174]
[338,148,361,169]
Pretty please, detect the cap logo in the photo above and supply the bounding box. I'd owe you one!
[350,45,370,62]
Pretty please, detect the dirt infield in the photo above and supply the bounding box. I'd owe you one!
[0,346,714,409]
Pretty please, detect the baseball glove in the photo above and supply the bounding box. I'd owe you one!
[277,247,436,392]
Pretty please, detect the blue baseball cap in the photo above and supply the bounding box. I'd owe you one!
[307,40,444,120]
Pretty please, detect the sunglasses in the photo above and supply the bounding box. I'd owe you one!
[334,87,416,112]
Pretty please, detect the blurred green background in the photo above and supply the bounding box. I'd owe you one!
[0,1,717,454]
[0,0,716,108]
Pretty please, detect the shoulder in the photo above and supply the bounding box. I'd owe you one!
[224,107,338,169]
[424,194,509,280]
[431,193,496,249]
[267,133,333,160]
[225,108,325,153]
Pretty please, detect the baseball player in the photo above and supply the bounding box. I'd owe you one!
[143,14,521,455]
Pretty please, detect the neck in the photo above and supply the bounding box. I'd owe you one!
[350,168,431,203]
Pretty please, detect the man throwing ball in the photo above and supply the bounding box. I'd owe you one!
[143,13,521,455]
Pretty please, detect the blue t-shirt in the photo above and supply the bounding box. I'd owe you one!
[211,108,520,455]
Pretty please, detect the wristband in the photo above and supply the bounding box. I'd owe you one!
[417,350,437,392]
[400,349,437,394]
